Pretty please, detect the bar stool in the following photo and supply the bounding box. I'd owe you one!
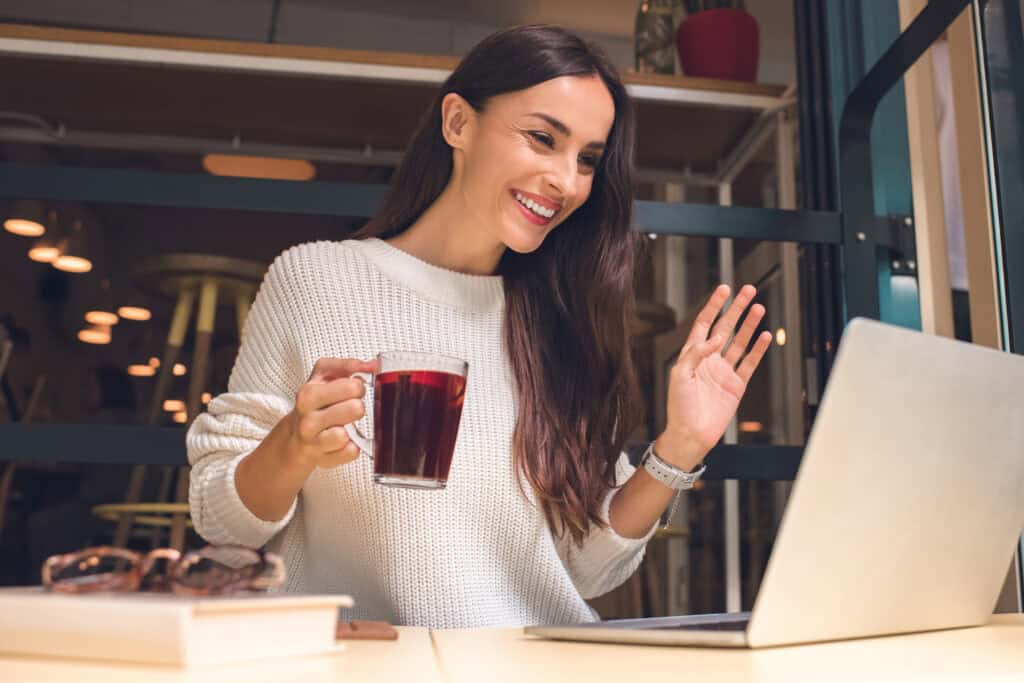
[104,253,266,551]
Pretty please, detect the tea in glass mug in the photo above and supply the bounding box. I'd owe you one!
[347,351,468,489]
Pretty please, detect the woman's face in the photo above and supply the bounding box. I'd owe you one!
[453,75,616,254]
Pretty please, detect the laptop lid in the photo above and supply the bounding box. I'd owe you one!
[746,318,1024,647]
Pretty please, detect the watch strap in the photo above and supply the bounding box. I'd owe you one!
[641,442,706,490]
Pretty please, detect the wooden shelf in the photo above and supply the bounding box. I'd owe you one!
[0,23,791,176]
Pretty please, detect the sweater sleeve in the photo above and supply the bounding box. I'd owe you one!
[555,452,659,600]
[186,250,308,549]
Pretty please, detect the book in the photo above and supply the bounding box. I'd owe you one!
[0,587,354,667]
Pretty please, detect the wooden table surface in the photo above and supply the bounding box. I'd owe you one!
[3,616,1024,682]
[0,626,442,683]
[430,614,1024,683]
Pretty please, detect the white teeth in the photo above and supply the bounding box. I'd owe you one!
[513,192,556,219]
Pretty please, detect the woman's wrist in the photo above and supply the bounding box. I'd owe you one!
[652,430,706,473]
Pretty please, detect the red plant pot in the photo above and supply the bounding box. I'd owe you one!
[676,8,760,82]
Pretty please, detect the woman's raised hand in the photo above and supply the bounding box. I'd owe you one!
[655,284,773,471]
[284,358,379,469]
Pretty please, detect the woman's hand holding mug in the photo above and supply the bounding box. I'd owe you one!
[284,358,379,469]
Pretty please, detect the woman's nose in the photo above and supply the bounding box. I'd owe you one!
[544,156,577,201]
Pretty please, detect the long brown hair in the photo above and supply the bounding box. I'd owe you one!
[355,25,643,544]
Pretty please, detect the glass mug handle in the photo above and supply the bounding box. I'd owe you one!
[344,370,375,458]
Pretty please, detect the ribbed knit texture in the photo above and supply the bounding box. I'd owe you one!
[187,238,656,628]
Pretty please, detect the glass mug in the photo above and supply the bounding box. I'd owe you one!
[346,351,469,490]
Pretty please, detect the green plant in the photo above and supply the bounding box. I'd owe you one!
[683,0,745,13]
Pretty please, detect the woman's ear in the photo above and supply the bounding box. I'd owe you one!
[441,93,475,150]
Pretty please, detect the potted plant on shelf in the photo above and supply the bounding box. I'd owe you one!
[676,0,760,82]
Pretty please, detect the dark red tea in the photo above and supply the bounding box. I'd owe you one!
[372,369,467,486]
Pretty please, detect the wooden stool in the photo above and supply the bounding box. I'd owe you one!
[110,253,266,551]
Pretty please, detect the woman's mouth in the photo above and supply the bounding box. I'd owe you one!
[510,190,558,226]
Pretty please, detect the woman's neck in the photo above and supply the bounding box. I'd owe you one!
[386,183,505,276]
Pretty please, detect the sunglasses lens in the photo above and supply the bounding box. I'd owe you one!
[51,550,137,589]
[176,547,263,591]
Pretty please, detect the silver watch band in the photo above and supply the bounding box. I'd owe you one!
[640,442,706,491]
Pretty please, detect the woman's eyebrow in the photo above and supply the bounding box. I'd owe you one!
[526,112,607,150]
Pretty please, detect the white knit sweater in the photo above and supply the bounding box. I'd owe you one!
[186,238,656,629]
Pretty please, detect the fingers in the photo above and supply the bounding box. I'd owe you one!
[316,441,360,469]
[296,398,366,442]
[307,357,379,383]
[723,303,766,367]
[683,284,731,351]
[296,376,366,415]
[710,284,758,344]
[736,331,773,384]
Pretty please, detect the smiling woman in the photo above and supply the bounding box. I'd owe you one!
[186,24,770,629]
[355,25,642,545]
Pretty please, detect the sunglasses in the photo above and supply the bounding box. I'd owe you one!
[42,545,285,596]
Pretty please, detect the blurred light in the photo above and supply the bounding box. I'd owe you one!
[53,255,92,273]
[4,218,45,237]
[739,420,763,433]
[118,306,152,321]
[127,364,156,377]
[202,154,315,181]
[172,411,188,424]
[201,392,212,404]
[77,325,111,345]
[85,310,119,326]
[28,245,60,263]
[148,357,161,368]
[775,327,787,346]
[52,218,91,274]
[4,200,46,237]
[163,399,186,412]
[173,363,186,376]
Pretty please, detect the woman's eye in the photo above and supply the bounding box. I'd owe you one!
[579,154,599,170]
[529,131,555,148]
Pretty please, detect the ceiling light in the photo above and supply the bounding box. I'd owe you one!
[53,219,92,274]
[118,306,152,321]
[77,325,111,345]
[172,411,188,424]
[202,154,316,181]
[775,328,787,346]
[28,244,61,263]
[173,363,186,376]
[85,310,119,326]
[4,200,46,237]
[201,392,212,404]
[127,364,156,377]
[739,420,763,433]
[54,255,92,273]
[163,399,186,413]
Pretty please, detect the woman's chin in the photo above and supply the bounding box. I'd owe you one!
[500,218,557,254]
[501,232,548,255]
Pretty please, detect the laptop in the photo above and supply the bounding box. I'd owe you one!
[527,318,1024,648]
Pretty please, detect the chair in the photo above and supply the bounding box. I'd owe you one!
[106,253,266,551]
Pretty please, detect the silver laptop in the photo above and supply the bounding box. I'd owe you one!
[527,318,1024,648]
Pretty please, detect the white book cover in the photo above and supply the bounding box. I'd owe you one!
[0,587,354,667]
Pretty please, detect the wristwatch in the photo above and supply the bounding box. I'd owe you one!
[639,441,707,490]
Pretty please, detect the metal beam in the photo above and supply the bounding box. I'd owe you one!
[1,162,845,245]
[838,0,972,321]
[0,162,388,216]
[0,423,803,479]
[635,200,842,244]
[0,424,186,466]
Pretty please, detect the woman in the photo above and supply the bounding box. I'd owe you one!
[187,25,771,628]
